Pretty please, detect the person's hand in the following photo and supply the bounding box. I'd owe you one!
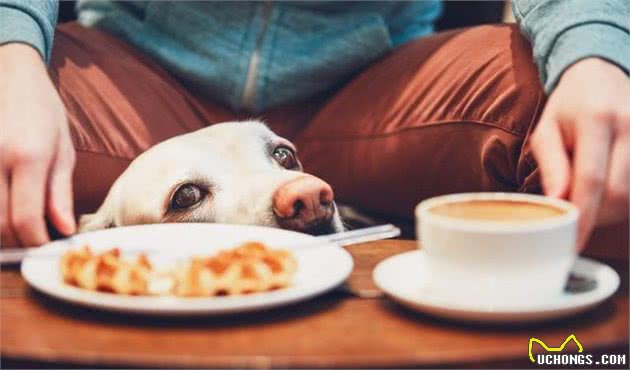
[531,58,630,251]
[0,43,76,247]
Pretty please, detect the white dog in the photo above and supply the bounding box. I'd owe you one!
[79,121,344,235]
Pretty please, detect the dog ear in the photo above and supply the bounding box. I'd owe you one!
[79,210,114,232]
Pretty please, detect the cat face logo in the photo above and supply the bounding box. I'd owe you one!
[528,334,584,363]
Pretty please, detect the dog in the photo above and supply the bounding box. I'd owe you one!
[79,121,344,235]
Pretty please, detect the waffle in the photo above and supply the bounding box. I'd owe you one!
[175,242,297,296]
[60,242,297,297]
[60,246,156,295]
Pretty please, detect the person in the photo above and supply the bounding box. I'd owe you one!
[1,1,628,250]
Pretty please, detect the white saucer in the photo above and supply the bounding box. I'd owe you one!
[373,250,620,323]
[22,223,353,316]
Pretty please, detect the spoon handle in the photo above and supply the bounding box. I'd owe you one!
[318,224,401,247]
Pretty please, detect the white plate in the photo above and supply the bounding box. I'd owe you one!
[22,223,353,316]
[373,250,620,323]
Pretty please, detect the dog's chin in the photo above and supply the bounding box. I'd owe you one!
[276,222,338,235]
[302,219,341,236]
[272,215,343,236]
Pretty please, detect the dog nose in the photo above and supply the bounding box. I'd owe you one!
[272,175,335,233]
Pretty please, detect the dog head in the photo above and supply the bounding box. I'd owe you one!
[79,121,343,235]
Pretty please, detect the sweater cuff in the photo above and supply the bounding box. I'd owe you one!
[0,6,47,61]
[545,22,630,93]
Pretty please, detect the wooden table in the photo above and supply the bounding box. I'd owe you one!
[1,235,628,369]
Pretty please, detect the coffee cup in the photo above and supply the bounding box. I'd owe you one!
[415,192,578,307]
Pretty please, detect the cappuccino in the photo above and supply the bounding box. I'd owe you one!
[416,193,578,308]
[429,200,565,222]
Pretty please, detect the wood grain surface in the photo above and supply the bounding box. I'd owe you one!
[1,237,628,369]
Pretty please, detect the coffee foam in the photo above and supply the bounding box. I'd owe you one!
[429,200,565,222]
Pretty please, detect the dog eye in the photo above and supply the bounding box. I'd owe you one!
[273,146,298,169]
[171,184,204,210]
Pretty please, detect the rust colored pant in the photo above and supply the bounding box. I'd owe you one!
[50,22,544,219]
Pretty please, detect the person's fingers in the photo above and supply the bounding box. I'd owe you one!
[571,121,613,251]
[608,119,630,197]
[598,127,630,224]
[47,132,77,236]
[0,173,19,247]
[10,160,50,246]
[531,117,571,198]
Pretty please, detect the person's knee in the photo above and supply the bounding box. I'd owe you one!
[444,24,544,136]
[444,24,546,193]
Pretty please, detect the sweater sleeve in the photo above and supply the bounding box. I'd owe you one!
[0,0,58,62]
[513,0,630,93]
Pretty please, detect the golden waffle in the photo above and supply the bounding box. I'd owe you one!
[60,242,296,297]
[61,246,154,295]
[175,242,297,297]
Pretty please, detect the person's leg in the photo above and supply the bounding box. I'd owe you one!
[295,24,545,219]
[49,23,237,216]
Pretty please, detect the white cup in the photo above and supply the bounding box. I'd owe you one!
[415,193,578,308]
